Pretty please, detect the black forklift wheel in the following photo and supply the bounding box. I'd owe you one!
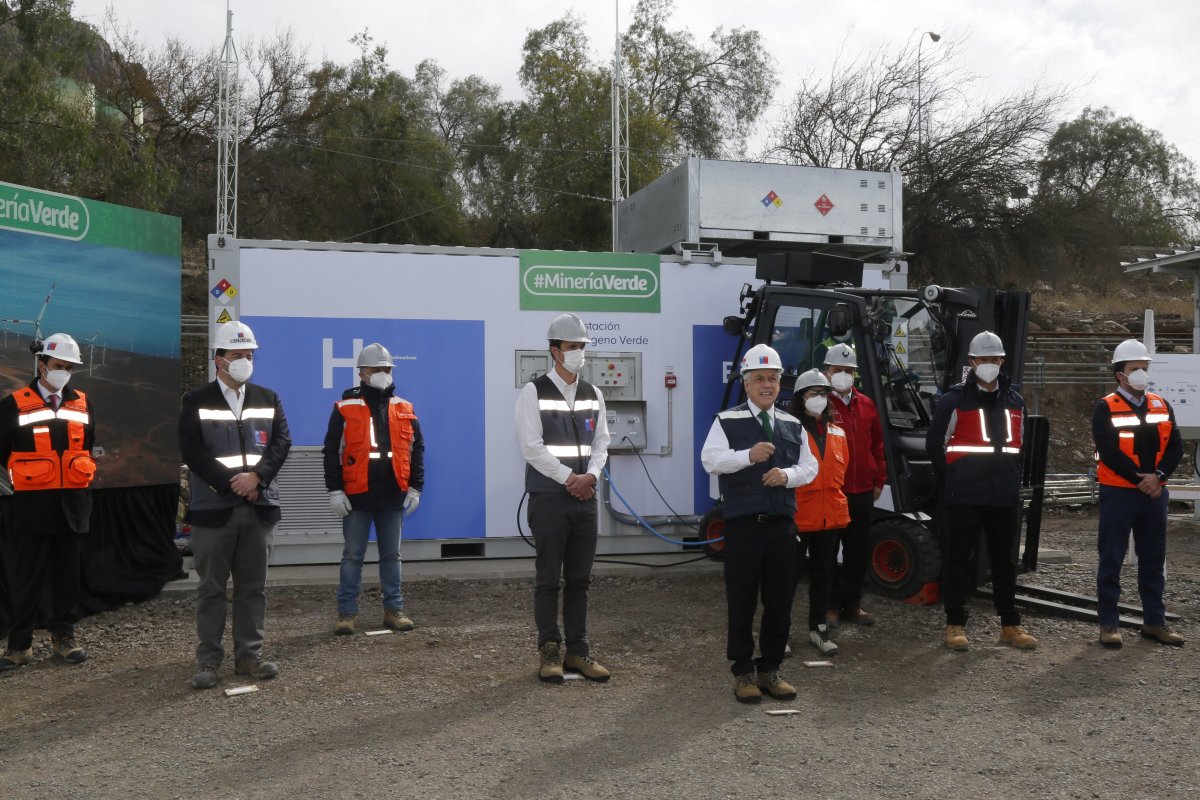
[868,517,941,599]
[699,508,726,560]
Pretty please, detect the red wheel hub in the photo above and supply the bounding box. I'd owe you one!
[705,518,726,554]
[872,539,909,584]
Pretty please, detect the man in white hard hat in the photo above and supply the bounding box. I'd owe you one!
[1092,338,1184,648]
[515,313,612,684]
[0,334,96,671]
[926,331,1037,652]
[701,343,818,703]
[822,342,887,627]
[179,320,292,689]
[322,343,424,636]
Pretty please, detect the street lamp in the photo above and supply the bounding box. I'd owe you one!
[916,31,941,190]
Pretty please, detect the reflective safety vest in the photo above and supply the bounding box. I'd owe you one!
[526,374,600,494]
[7,387,96,491]
[1096,392,1173,488]
[793,424,850,532]
[337,396,416,495]
[945,405,1023,463]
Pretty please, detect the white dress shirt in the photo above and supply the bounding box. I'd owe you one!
[700,400,819,488]
[35,380,60,407]
[515,369,611,484]
[219,379,245,418]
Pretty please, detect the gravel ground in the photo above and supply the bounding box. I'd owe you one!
[2,507,1198,800]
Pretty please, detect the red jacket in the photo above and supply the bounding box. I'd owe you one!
[828,389,886,494]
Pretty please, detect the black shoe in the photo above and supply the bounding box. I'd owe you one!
[191,664,219,689]
[234,659,280,679]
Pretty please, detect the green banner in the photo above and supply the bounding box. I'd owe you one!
[519,250,661,313]
[0,180,180,257]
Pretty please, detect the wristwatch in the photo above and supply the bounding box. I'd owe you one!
[1155,470,1167,483]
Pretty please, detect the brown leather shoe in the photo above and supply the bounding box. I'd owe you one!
[383,610,414,632]
[757,669,797,700]
[734,672,762,704]
[335,615,356,636]
[945,625,969,651]
[1141,624,1185,647]
[51,634,88,664]
[538,642,564,683]
[0,647,33,672]
[842,608,875,626]
[564,653,611,682]
[1000,625,1038,650]
[1099,626,1123,649]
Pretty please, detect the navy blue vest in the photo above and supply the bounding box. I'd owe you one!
[716,404,805,519]
[525,374,600,494]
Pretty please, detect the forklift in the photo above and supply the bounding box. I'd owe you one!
[702,251,1172,627]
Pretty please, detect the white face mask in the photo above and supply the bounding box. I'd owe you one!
[560,349,585,375]
[974,363,1000,384]
[804,396,828,416]
[829,372,854,393]
[368,371,393,390]
[1124,369,1149,391]
[224,357,253,384]
[44,369,71,391]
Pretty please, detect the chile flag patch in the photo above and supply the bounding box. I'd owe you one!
[255,430,268,446]
[585,418,594,432]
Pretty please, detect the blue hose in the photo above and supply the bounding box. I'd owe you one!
[603,466,722,546]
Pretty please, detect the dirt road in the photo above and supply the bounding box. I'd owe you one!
[2,509,1198,799]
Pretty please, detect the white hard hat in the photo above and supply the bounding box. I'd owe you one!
[39,333,83,364]
[968,331,1005,358]
[740,343,784,374]
[823,342,858,368]
[1111,338,1155,364]
[357,342,393,368]
[546,313,591,343]
[795,368,831,393]
[213,320,259,351]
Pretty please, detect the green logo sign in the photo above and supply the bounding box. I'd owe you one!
[519,251,660,313]
[0,183,89,241]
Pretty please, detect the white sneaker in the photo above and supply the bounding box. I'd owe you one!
[809,624,839,656]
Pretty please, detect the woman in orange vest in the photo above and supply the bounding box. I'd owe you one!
[787,369,850,657]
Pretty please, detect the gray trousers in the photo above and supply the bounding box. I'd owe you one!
[528,491,597,657]
[191,504,275,666]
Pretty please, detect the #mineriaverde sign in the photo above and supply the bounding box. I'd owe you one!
[519,250,660,313]
[0,181,89,241]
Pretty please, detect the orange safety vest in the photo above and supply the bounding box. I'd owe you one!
[1096,392,1173,488]
[944,405,1023,463]
[793,424,851,532]
[337,396,416,495]
[7,387,96,491]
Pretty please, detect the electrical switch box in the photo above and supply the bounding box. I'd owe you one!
[515,350,643,402]
[606,400,647,452]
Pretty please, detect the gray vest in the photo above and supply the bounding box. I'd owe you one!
[188,385,282,512]
[525,374,600,494]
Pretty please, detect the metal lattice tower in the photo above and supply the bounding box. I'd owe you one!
[216,4,240,237]
[610,0,630,252]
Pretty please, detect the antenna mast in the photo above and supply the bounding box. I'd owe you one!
[610,0,630,252]
[216,3,240,236]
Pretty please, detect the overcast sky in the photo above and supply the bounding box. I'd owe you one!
[70,0,1200,168]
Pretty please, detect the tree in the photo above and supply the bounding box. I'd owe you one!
[1036,106,1200,250]
[622,0,776,159]
[0,0,170,207]
[768,37,1069,285]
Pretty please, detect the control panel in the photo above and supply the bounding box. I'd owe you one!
[606,400,647,452]
[515,350,643,401]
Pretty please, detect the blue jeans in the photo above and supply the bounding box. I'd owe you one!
[337,509,403,616]
[1097,484,1168,628]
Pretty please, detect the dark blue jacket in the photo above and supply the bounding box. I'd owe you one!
[926,374,1024,506]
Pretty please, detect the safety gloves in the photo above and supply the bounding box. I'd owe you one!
[403,488,421,515]
[329,490,352,518]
